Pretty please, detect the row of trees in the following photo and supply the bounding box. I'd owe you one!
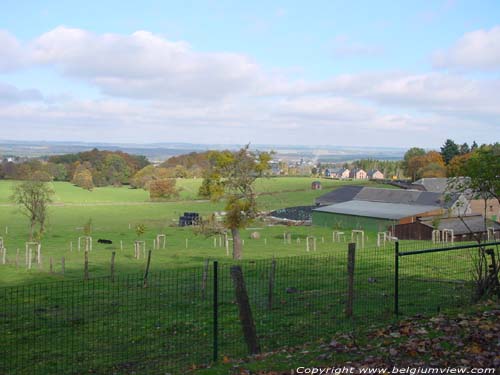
[402,139,486,181]
[0,149,150,190]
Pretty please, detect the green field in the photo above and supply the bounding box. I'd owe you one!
[0,177,392,285]
[0,177,487,374]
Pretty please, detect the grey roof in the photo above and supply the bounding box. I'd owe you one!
[413,178,449,193]
[315,185,364,206]
[313,201,439,220]
[367,169,382,177]
[354,187,448,207]
[420,215,500,235]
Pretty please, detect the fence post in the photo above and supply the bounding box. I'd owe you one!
[394,241,400,316]
[346,243,356,317]
[230,265,261,355]
[143,250,152,288]
[213,260,219,363]
[84,250,89,280]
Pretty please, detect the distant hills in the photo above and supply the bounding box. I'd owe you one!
[0,140,405,163]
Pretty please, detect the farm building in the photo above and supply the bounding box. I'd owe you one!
[349,168,367,179]
[315,185,364,206]
[311,181,322,190]
[312,186,467,231]
[313,201,441,232]
[394,215,500,241]
[367,169,384,180]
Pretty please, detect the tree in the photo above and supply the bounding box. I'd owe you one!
[406,151,445,181]
[73,168,94,190]
[440,139,460,164]
[459,142,470,155]
[199,146,271,259]
[11,179,54,240]
[447,143,500,299]
[402,147,426,178]
[149,179,179,200]
[471,141,479,151]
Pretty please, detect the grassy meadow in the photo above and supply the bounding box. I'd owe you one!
[0,177,393,285]
[0,177,486,374]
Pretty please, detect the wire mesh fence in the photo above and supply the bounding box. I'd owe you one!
[1,240,499,374]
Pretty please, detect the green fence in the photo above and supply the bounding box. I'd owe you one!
[1,240,499,374]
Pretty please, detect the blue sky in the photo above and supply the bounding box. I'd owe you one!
[0,0,499,147]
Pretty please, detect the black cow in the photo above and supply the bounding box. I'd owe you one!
[98,239,113,244]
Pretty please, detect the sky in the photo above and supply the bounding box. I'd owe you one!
[0,0,499,148]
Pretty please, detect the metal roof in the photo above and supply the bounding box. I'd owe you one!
[315,185,364,206]
[313,200,439,220]
[420,215,500,235]
[354,187,450,207]
[413,178,449,193]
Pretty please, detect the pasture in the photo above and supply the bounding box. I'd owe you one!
[0,177,391,285]
[0,177,487,374]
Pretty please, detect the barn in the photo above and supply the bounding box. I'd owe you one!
[394,215,500,241]
[312,200,440,232]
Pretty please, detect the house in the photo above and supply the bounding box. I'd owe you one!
[329,168,350,179]
[312,186,466,230]
[311,181,322,190]
[367,169,384,180]
[349,168,367,180]
[394,215,500,241]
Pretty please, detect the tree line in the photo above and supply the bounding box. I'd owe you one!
[402,139,498,181]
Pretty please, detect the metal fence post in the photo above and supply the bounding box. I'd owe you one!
[213,260,219,363]
[394,241,399,316]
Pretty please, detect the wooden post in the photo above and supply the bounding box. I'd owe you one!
[70,241,73,252]
[267,258,276,310]
[61,257,65,275]
[201,258,209,300]
[110,251,116,282]
[49,256,54,273]
[28,248,32,269]
[346,243,356,317]
[37,244,41,265]
[120,240,123,251]
[2,248,6,265]
[15,248,19,268]
[230,265,261,355]
[185,238,188,249]
[143,250,152,288]
[84,250,89,280]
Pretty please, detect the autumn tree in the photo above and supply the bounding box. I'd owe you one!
[199,146,271,259]
[149,178,179,200]
[73,168,94,190]
[407,151,446,181]
[11,179,54,240]
[402,147,426,179]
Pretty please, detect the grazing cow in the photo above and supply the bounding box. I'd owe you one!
[98,239,113,244]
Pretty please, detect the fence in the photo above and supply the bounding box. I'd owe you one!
[1,240,499,374]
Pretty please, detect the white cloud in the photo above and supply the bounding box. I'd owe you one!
[0,30,26,72]
[433,26,500,71]
[31,27,264,100]
[0,26,498,147]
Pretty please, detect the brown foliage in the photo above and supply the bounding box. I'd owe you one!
[149,179,179,200]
